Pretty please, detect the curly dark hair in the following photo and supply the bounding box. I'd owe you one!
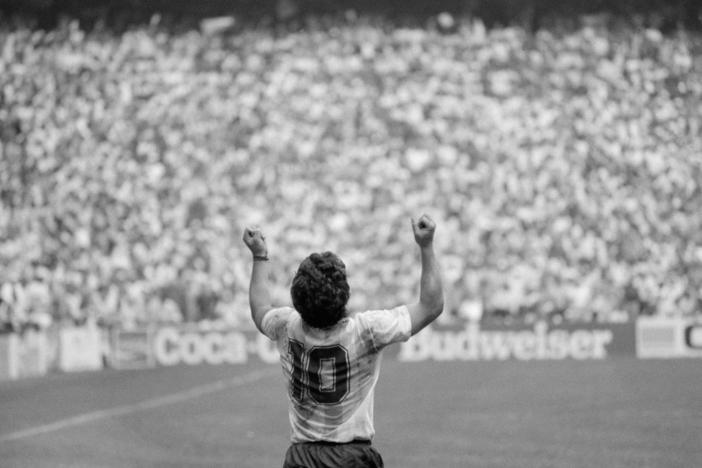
[291,251,350,329]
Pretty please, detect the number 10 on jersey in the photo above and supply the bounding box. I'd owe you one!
[288,340,350,404]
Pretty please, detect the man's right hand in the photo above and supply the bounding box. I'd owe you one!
[243,226,268,257]
[411,214,436,247]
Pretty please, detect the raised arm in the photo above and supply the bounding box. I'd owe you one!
[242,226,273,334]
[406,215,444,335]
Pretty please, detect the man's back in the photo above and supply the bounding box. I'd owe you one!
[242,214,443,467]
[262,305,412,443]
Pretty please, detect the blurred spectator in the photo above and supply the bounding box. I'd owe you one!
[0,12,701,330]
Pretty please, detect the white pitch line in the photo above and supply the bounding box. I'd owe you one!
[0,367,277,444]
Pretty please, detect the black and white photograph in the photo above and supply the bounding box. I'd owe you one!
[0,0,701,466]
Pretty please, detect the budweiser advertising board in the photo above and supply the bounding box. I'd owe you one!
[394,320,635,362]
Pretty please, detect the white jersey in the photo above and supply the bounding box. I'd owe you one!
[261,305,412,443]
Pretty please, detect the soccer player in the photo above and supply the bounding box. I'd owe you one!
[242,214,444,468]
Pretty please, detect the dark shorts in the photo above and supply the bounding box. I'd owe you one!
[283,440,384,468]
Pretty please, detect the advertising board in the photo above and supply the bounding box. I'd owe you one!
[108,317,660,367]
[110,329,154,369]
[109,325,280,368]
[14,330,48,378]
[0,330,49,380]
[636,317,702,358]
[59,325,103,372]
[151,326,279,366]
[0,334,12,380]
[395,320,635,362]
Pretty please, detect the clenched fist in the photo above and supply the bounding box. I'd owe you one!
[411,214,436,247]
[243,226,268,257]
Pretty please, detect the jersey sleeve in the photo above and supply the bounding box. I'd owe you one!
[355,305,412,351]
[260,306,294,341]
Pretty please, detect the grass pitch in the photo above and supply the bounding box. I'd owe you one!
[0,358,700,467]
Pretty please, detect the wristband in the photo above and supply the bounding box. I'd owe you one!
[253,254,269,261]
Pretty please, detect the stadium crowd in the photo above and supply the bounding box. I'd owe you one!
[1,12,701,331]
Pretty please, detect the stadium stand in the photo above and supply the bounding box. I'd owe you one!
[1,4,701,334]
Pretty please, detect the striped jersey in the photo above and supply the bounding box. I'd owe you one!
[261,305,412,443]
